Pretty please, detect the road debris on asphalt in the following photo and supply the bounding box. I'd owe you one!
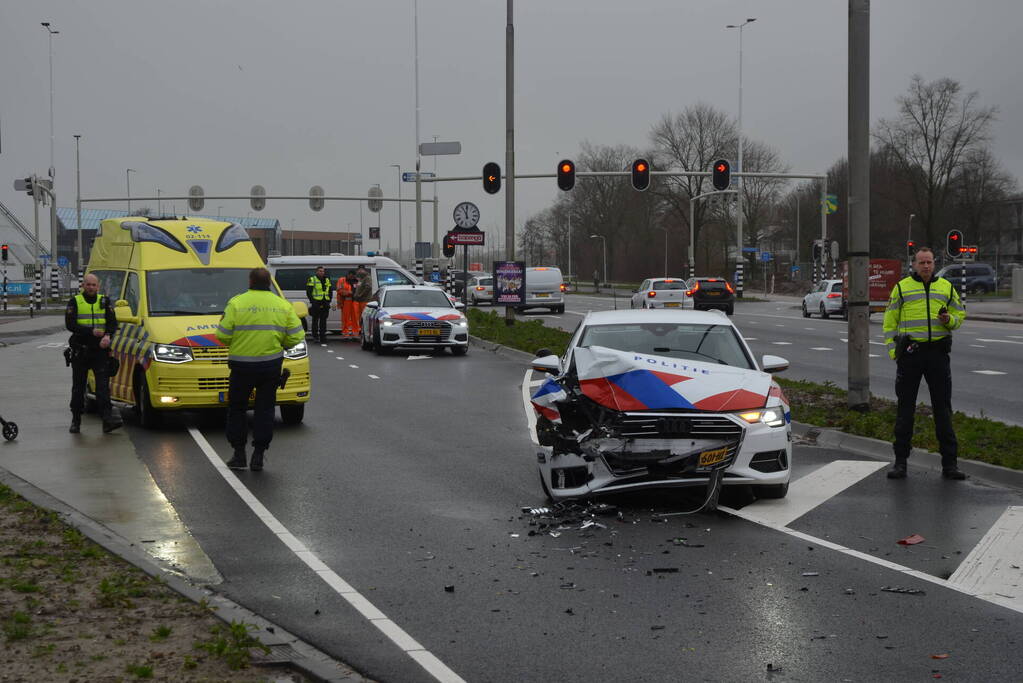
[881,586,926,595]
[897,533,926,545]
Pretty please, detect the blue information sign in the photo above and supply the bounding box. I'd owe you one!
[761,251,772,262]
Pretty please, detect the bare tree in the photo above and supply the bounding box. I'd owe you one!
[951,147,1016,247]
[873,75,997,248]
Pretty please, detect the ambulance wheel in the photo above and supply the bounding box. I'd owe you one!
[2,422,18,441]
[754,482,789,499]
[134,374,161,429]
[280,404,304,425]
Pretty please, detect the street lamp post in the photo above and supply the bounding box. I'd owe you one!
[726,17,756,298]
[41,22,59,180]
[126,168,136,213]
[590,234,607,289]
[390,164,403,263]
[74,134,82,274]
[657,226,668,277]
[567,213,572,289]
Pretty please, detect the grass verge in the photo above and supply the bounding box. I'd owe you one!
[468,312,1023,471]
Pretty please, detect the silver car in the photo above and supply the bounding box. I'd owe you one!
[467,274,494,305]
[801,279,845,318]
[630,278,693,309]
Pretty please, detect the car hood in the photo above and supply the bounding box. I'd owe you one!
[572,345,770,412]
[145,315,227,347]
[378,307,463,321]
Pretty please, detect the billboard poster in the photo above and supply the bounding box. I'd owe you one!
[494,260,526,305]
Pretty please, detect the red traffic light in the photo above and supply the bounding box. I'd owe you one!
[561,163,572,173]
[716,163,727,173]
[712,159,731,191]
[557,159,576,191]
[631,158,651,191]
[1,244,8,262]
[950,234,959,241]
[907,240,915,247]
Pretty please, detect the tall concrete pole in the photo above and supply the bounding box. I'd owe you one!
[74,134,82,272]
[504,0,516,325]
[847,0,871,410]
[414,0,422,246]
[727,18,755,297]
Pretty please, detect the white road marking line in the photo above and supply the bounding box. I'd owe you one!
[775,324,785,327]
[326,349,333,353]
[407,355,432,360]
[810,347,833,351]
[804,327,816,331]
[948,506,1023,613]
[972,370,1007,376]
[970,344,986,348]
[741,460,887,527]
[521,369,539,446]
[743,337,757,341]
[976,338,1023,345]
[186,427,466,683]
[36,341,64,348]
[349,364,359,369]
[771,341,792,345]
[368,374,380,379]
[869,354,880,358]
[868,341,884,346]
[335,356,345,360]
[1009,336,1023,340]
[840,338,848,343]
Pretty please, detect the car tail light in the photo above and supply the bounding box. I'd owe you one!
[647,291,656,298]
[826,293,842,298]
[476,286,485,291]
[686,281,700,296]
[725,282,735,294]
[560,283,567,292]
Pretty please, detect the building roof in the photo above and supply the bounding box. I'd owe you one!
[56,208,280,231]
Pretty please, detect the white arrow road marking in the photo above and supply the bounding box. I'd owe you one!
[949,506,1023,613]
[187,427,467,683]
[738,460,888,528]
[972,370,1007,376]
[771,341,792,345]
[840,337,848,343]
[810,347,833,351]
[976,338,1023,345]
[407,355,432,360]
[368,374,380,379]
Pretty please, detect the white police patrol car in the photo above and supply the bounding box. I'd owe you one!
[360,285,469,355]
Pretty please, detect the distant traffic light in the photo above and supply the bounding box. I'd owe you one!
[946,229,963,257]
[712,159,731,191]
[631,158,650,192]
[482,162,501,195]
[557,159,576,191]
[907,240,915,249]
[812,241,822,261]
[442,232,456,258]
[22,177,34,197]
[1,244,7,262]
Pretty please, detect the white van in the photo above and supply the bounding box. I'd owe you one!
[268,255,424,334]
[519,266,565,313]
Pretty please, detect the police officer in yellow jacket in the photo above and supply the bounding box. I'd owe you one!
[883,247,967,480]
[216,268,305,471]
[306,266,333,345]
[65,273,121,434]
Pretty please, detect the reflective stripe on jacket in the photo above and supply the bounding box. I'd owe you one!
[882,275,966,359]
[307,275,333,301]
[216,289,305,363]
[75,293,107,326]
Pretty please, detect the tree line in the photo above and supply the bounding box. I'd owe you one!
[519,75,1017,285]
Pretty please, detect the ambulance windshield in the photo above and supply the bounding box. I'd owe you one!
[146,268,266,316]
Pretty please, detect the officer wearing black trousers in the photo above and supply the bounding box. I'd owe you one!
[306,266,333,344]
[65,273,122,434]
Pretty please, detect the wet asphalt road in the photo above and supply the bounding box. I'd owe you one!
[119,337,1023,682]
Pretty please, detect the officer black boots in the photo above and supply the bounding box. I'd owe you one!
[249,449,265,472]
[887,460,907,479]
[226,448,247,470]
[69,413,81,434]
[102,416,123,433]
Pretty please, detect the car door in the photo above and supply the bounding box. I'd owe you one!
[634,280,650,308]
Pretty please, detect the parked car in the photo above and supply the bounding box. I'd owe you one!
[802,279,845,318]
[360,285,468,355]
[467,274,493,305]
[518,266,566,313]
[936,262,996,294]
[630,278,693,309]
[684,277,735,315]
[528,309,791,504]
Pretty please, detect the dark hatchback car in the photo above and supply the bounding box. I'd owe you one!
[684,277,735,315]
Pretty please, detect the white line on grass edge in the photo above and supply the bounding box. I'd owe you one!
[187,427,466,683]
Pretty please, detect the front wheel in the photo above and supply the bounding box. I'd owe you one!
[801,302,810,318]
[280,404,304,425]
[451,345,468,356]
[374,330,391,355]
[820,303,829,319]
[134,374,161,429]
[360,329,373,351]
[726,305,734,316]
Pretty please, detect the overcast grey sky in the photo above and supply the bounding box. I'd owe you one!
[2,0,1020,253]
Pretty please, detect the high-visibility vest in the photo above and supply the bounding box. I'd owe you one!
[216,289,305,363]
[307,275,333,301]
[75,293,107,327]
[883,275,966,359]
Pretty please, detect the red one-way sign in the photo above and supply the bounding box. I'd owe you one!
[449,231,485,245]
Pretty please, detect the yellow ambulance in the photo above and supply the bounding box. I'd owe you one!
[86,217,310,427]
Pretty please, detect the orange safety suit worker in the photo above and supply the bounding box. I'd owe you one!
[336,276,360,338]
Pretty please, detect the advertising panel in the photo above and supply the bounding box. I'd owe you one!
[494,260,526,305]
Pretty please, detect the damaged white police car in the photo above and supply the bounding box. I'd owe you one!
[529,309,791,508]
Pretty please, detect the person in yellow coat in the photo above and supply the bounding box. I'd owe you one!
[336,270,360,339]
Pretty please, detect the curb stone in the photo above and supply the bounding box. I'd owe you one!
[0,467,366,683]
[792,420,1023,491]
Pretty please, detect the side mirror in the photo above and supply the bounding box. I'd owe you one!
[631,289,638,294]
[292,300,309,318]
[114,301,139,325]
[761,354,789,373]
[366,301,379,309]
[530,354,562,375]
[454,302,465,309]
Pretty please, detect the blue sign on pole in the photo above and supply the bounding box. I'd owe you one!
[761,251,772,262]
[58,256,69,267]
[741,247,758,253]
[791,265,800,273]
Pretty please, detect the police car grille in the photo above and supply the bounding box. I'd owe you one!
[403,320,452,341]
[612,413,743,439]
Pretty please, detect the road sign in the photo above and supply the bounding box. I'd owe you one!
[791,265,800,273]
[825,194,838,214]
[402,172,436,182]
[449,231,485,246]
[57,256,69,267]
[369,227,380,240]
[761,251,771,262]
[419,141,461,156]
[13,178,31,191]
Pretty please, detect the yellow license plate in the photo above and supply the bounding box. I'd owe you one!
[417,328,441,336]
[536,293,550,298]
[698,447,729,467]
[664,302,680,308]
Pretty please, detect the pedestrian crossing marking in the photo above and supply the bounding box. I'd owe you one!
[948,506,1023,612]
[972,370,1007,376]
[739,460,888,527]
[810,347,833,351]
[771,341,792,345]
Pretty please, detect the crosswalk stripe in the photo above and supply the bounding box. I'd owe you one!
[948,506,1023,612]
[972,370,1007,376]
[739,460,887,527]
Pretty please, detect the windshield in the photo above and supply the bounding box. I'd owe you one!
[147,268,264,316]
[653,281,685,290]
[382,289,453,309]
[577,322,753,368]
